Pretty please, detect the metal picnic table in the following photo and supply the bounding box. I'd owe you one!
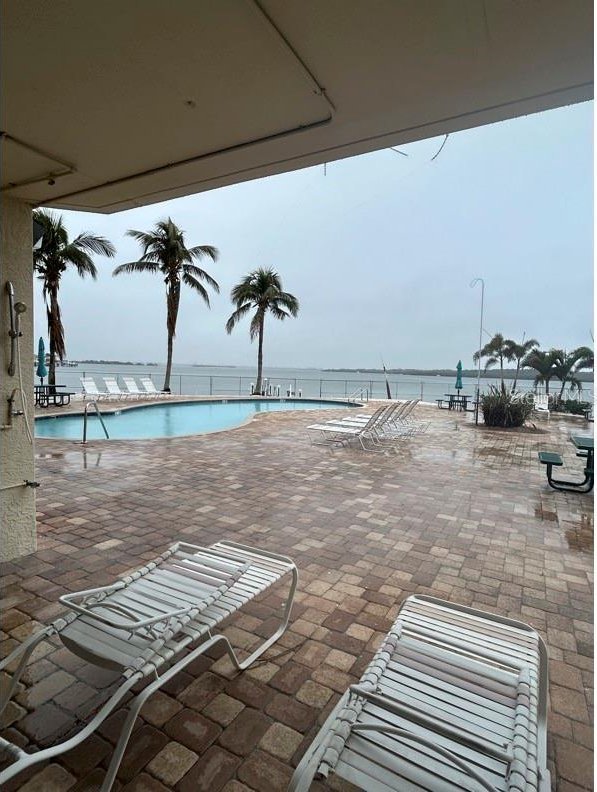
[34,384,75,408]
[541,435,593,493]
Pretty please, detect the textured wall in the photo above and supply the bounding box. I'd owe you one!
[0,196,36,560]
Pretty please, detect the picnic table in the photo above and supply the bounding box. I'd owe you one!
[34,385,75,408]
[443,393,470,411]
[538,434,593,493]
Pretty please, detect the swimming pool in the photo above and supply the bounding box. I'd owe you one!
[35,399,355,440]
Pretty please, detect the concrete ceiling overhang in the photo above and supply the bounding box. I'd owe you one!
[1,0,593,213]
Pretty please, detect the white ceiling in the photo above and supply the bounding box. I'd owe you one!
[1,0,593,212]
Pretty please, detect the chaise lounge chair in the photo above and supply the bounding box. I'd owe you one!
[140,376,172,398]
[103,376,135,400]
[122,376,146,398]
[80,376,112,400]
[0,541,297,792]
[290,594,549,792]
[533,394,550,420]
[307,405,392,450]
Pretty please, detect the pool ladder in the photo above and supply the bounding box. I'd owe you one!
[81,401,109,444]
[347,386,369,403]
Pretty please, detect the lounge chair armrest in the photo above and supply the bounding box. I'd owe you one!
[60,584,193,632]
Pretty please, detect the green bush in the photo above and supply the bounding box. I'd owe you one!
[481,388,534,427]
[553,399,591,415]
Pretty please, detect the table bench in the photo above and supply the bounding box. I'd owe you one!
[35,386,75,408]
[538,436,594,493]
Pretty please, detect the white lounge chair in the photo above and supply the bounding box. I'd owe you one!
[0,541,297,792]
[103,376,134,400]
[140,376,171,398]
[80,376,111,400]
[291,594,549,792]
[122,376,145,398]
[533,394,550,420]
[308,406,392,450]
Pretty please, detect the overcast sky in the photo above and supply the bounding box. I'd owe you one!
[34,101,593,370]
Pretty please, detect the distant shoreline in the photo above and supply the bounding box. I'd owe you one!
[77,360,159,366]
[322,367,594,381]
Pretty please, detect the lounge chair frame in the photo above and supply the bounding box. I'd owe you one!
[0,541,297,792]
[290,594,549,792]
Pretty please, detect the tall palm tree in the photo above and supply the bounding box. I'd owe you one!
[473,333,509,392]
[522,349,559,395]
[33,209,116,386]
[113,219,219,392]
[503,336,539,393]
[225,269,299,394]
[552,346,594,400]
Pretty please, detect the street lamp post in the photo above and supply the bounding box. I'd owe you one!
[470,278,485,425]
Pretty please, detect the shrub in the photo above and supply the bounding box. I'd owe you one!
[481,387,534,427]
[553,399,591,415]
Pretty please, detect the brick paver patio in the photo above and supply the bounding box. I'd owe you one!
[1,401,593,791]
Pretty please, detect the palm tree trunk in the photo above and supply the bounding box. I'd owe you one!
[255,316,264,394]
[511,360,520,393]
[163,284,180,393]
[48,290,60,388]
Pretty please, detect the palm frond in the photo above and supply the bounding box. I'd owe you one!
[113,261,161,276]
[72,232,116,258]
[181,273,210,306]
[183,264,220,293]
[225,303,252,334]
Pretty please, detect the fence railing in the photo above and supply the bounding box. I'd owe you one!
[70,371,593,405]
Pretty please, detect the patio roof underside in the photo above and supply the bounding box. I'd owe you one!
[2,0,593,213]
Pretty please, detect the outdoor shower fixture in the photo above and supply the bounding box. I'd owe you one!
[6,281,27,376]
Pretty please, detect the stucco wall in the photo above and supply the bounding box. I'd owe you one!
[0,196,36,560]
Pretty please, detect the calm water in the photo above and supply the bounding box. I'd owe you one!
[44,363,587,403]
[35,398,355,440]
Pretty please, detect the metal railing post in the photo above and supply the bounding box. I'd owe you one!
[209,377,213,395]
[420,381,424,401]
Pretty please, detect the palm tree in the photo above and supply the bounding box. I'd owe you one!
[225,269,299,394]
[113,219,219,392]
[503,336,539,393]
[552,346,594,400]
[33,209,116,387]
[522,349,559,395]
[473,333,509,392]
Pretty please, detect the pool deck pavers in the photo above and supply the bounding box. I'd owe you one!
[1,401,593,790]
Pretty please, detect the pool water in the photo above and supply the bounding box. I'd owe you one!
[35,399,354,440]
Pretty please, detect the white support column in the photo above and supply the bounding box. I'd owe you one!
[0,196,36,560]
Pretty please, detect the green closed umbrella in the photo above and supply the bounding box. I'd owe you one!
[455,360,463,392]
[36,337,48,384]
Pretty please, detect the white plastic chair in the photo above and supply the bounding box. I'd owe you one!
[534,393,550,419]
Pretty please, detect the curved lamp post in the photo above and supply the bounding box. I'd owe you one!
[470,278,485,424]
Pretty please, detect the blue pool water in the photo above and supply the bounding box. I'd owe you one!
[35,399,354,440]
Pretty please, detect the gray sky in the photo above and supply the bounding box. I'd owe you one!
[34,102,593,369]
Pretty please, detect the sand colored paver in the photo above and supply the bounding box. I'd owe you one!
[1,401,593,790]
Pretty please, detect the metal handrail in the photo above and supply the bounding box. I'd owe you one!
[347,386,369,403]
[81,401,109,444]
